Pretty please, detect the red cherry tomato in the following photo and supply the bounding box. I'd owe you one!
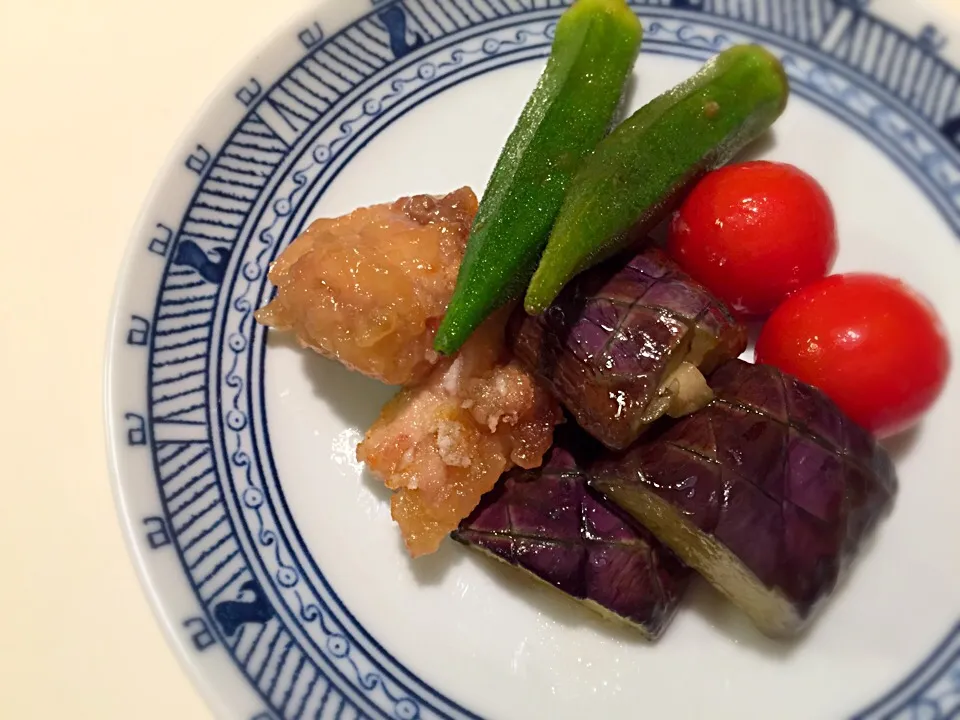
[755,273,950,437]
[668,161,838,317]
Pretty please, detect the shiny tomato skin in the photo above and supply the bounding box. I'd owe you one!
[755,273,950,437]
[668,161,838,317]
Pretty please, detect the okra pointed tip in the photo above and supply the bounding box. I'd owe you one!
[525,238,580,314]
[523,298,546,316]
[432,323,459,356]
[524,281,557,317]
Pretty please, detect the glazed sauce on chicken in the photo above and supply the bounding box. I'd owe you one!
[256,187,477,385]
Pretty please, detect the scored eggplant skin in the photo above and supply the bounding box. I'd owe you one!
[452,433,690,639]
[590,359,898,637]
[509,248,747,451]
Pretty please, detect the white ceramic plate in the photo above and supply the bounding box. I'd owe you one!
[106,1,960,718]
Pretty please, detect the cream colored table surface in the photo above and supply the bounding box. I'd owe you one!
[2,0,959,718]
[0,1,307,717]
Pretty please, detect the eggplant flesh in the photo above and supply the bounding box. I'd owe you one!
[510,248,746,451]
[453,434,690,639]
[590,359,897,637]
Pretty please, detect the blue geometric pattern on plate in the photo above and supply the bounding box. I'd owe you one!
[852,620,960,720]
[118,1,960,717]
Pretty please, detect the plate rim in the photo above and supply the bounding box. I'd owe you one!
[102,2,367,716]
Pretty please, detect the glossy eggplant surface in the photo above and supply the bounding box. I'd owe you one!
[591,359,897,637]
[454,433,690,639]
[510,248,746,450]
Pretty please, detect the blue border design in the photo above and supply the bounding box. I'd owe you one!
[129,1,960,718]
[852,621,960,720]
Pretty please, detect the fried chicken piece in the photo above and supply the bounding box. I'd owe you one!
[357,314,563,557]
[255,187,478,385]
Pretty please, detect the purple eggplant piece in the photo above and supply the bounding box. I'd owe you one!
[452,435,690,639]
[590,359,898,637]
[509,248,747,451]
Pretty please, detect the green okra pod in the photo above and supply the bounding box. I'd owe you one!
[525,44,790,315]
[434,0,643,355]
